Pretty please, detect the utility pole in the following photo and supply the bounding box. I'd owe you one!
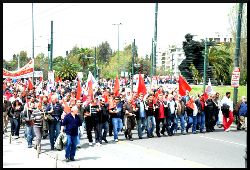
[94,47,97,79]
[153,3,158,76]
[50,21,53,71]
[112,23,122,77]
[131,39,135,92]
[232,3,245,167]
[233,3,243,107]
[32,3,35,83]
[151,38,153,79]
[203,38,208,93]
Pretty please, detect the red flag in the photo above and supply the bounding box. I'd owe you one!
[28,78,33,90]
[137,74,147,96]
[178,75,192,96]
[113,75,120,97]
[186,98,194,110]
[88,80,94,101]
[76,79,82,100]
[39,76,43,82]
[63,100,71,113]
[59,77,63,82]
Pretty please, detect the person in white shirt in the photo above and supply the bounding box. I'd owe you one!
[220,92,234,132]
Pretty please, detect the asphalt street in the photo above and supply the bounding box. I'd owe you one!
[3,123,247,168]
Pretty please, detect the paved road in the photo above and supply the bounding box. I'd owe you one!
[3,123,246,168]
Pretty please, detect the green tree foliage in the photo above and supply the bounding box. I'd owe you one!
[53,58,78,81]
[34,53,49,80]
[101,44,133,79]
[97,41,112,64]
[208,44,232,85]
[189,63,202,84]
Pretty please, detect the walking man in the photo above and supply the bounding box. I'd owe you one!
[61,105,82,162]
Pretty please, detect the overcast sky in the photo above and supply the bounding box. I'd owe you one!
[3,3,235,61]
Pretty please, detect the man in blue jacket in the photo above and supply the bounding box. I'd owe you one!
[61,105,82,162]
[46,95,64,150]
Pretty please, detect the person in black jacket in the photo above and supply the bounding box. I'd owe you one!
[45,95,64,150]
[3,96,11,134]
[205,95,216,132]
[145,94,156,138]
[85,98,102,146]
[8,100,23,138]
[99,98,110,143]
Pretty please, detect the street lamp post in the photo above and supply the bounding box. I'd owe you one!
[32,3,35,83]
[203,38,208,93]
[112,23,122,77]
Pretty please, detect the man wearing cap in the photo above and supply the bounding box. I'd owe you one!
[45,95,64,150]
[109,96,124,142]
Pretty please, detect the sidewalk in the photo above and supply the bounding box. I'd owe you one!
[3,128,211,168]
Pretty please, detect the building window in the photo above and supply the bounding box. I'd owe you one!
[214,38,220,43]
[224,38,227,42]
[209,38,213,41]
[230,38,232,42]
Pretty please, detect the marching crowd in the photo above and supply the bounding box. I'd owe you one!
[3,78,247,162]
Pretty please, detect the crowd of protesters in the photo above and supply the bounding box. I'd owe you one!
[3,77,247,162]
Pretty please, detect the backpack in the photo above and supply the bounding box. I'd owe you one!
[221,103,230,118]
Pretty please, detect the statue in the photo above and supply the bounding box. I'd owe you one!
[179,33,216,85]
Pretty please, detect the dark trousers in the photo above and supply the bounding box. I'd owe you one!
[101,121,108,140]
[125,116,136,139]
[109,117,113,136]
[205,111,215,131]
[85,117,94,143]
[10,118,20,136]
[155,117,167,135]
[166,114,177,135]
[48,120,61,149]
[94,122,102,144]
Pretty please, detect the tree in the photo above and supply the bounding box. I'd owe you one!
[53,58,78,81]
[34,53,49,80]
[97,41,112,64]
[208,44,232,85]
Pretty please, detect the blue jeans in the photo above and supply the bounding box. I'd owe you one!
[112,118,123,140]
[137,117,147,138]
[197,111,206,132]
[176,114,186,132]
[65,135,78,159]
[146,116,155,136]
[25,125,35,146]
[186,116,197,133]
[49,120,61,149]
[76,127,81,146]
[11,118,20,136]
